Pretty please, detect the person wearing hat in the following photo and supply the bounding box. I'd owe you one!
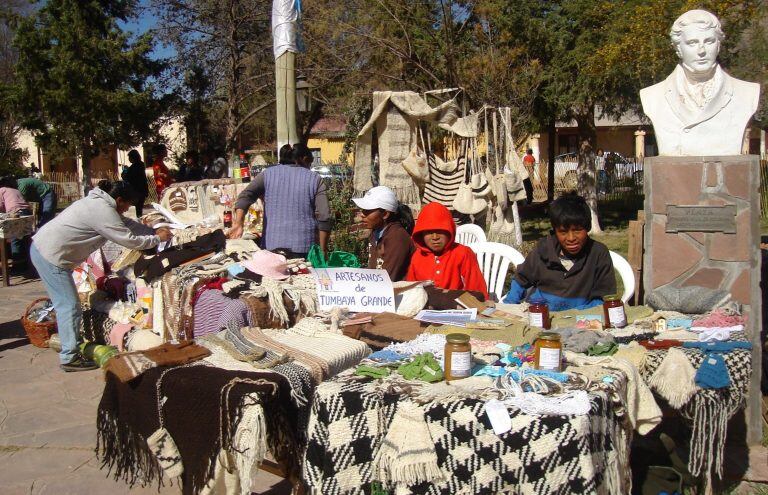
[353,186,415,282]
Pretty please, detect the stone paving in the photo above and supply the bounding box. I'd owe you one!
[0,274,290,494]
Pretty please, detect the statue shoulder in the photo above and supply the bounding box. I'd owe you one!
[726,72,761,110]
[640,79,668,114]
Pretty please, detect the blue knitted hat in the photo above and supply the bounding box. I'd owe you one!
[695,354,731,389]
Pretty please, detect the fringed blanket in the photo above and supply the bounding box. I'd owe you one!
[97,365,300,495]
[640,334,752,482]
[303,378,627,495]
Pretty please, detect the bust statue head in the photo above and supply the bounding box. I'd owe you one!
[670,10,724,79]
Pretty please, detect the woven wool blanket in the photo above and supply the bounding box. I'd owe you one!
[97,365,300,495]
[640,333,752,481]
[303,377,628,495]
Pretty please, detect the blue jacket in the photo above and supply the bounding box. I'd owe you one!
[502,235,616,311]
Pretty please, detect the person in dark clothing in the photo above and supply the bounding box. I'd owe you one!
[178,151,204,182]
[121,150,149,216]
[502,193,616,310]
[352,186,415,282]
[204,157,228,179]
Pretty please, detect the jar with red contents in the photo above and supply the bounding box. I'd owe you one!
[603,295,627,328]
[528,298,550,329]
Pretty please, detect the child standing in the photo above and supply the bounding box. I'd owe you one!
[406,202,488,298]
[503,193,615,310]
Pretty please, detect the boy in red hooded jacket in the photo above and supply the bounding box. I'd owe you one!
[406,202,488,298]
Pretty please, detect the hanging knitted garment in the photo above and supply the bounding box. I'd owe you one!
[647,348,698,409]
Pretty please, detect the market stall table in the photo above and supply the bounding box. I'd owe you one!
[0,215,34,286]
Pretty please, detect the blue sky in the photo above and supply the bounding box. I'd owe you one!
[118,0,176,61]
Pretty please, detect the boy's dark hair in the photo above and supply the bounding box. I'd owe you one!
[278,144,294,164]
[128,149,142,163]
[99,180,139,203]
[0,175,18,188]
[549,193,591,231]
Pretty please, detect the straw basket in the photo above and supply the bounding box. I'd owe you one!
[21,298,57,348]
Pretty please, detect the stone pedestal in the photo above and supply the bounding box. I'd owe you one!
[643,155,763,443]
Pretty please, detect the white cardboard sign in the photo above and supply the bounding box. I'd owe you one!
[312,268,395,313]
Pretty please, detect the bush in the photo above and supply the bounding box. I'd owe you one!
[326,178,368,262]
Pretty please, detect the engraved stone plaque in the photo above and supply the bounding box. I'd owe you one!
[666,204,736,233]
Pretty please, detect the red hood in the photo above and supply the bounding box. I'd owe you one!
[412,202,456,253]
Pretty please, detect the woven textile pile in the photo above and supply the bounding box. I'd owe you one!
[303,372,628,495]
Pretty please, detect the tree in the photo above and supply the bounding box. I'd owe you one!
[153,0,275,154]
[4,0,166,193]
[0,0,28,176]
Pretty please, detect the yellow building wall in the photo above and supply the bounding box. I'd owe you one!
[307,137,353,164]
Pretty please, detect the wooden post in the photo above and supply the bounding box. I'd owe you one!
[626,210,645,305]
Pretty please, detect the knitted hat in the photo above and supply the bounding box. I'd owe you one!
[695,354,731,389]
[127,329,164,352]
[648,347,698,409]
[242,250,289,280]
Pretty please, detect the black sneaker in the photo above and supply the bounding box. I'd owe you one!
[60,356,99,372]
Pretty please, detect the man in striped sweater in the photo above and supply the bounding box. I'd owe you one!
[228,143,331,257]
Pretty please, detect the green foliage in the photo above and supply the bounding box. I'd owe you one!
[326,178,368,262]
[4,0,167,160]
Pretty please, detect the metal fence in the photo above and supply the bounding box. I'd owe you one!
[528,155,645,203]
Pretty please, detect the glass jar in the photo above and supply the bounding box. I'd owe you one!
[603,295,627,328]
[528,298,550,329]
[534,332,562,371]
[444,333,472,380]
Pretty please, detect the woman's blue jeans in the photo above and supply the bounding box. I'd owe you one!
[29,243,80,364]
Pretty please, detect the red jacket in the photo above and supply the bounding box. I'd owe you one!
[152,158,173,197]
[406,202,488,298]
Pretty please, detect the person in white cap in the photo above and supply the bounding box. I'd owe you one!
[352,186,415,281]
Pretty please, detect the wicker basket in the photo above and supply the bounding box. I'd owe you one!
[21,298,57,348]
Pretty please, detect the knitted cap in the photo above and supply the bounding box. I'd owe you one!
[695,354,731,389]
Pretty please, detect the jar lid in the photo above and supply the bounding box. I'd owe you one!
[603,294,620,302]
[538,332,561,342]
[529,297,547,305]
[446,333,470,344]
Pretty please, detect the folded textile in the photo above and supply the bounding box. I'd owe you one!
[126,329,164,351]
[104,341,212,383]
[696,327,734,342]
[691,308,746,328]
[550,327,614,353]
[386,333,447,359]
[356,365,391,379]
[613,342,647,369]
[134,230,227,281]
[645,285,731,314]
[193,290,250,338]
[695,354,731,389]
[654,328,698,341]
[109,323,135,351]
[588,341,618,356]
[639,339,683,350]
[342,312,425,350]
[373,400,443,486]
[666,318,693,329]
[368,349,408,362]
[681,341,753,353]
[424,285,485,310]
[566,351,662,435]
[397,353,444,382]
[647,348,698,409]
[551,305,654,328]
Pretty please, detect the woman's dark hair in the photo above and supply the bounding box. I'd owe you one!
[291,142,314,165]
[386,203,415,234]
[0,176,18,189]
[99,180,139,203]
[278,144,294,164]
[127,149,142,162]
[549,192,591,231]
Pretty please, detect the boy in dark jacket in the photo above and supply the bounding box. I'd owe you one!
[503,193,615,310]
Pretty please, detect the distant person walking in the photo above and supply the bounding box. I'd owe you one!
[121,150,149,216]
[522,149,535,204]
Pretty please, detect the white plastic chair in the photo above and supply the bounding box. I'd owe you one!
[469,241,526,301]
[610,250,635,304]
[455,223,486,246]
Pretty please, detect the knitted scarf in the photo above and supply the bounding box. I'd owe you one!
[97,365,299,495]
[378,105,422,213]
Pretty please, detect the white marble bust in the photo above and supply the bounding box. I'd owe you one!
[640,10,760,156]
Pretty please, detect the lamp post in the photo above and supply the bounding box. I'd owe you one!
[296,75,312,113]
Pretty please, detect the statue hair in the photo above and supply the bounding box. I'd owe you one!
[670,10,724,47]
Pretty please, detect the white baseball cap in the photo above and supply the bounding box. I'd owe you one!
[352,186,399,212]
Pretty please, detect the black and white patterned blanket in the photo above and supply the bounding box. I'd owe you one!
[303,379,627,495]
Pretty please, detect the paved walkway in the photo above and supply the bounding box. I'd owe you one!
[0,274,290,494]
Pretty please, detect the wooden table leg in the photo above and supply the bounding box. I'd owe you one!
[0,239,9,287]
